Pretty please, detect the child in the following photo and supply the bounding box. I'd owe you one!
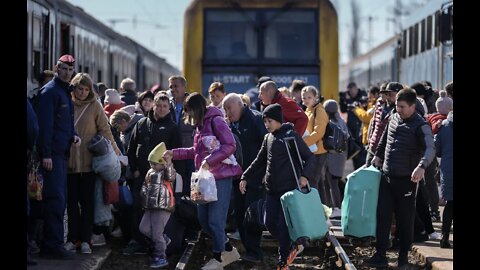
[140,142,175,268]
[201,135,238,165]
[427,90,453,134]
[239,104,316,270]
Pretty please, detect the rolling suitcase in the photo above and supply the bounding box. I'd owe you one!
[280,137,329,242]
[341,165,381,238]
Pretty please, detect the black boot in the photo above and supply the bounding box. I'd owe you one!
[440,237,451,248]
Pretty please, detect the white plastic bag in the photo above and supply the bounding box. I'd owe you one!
[302,130,318,153]
[190,167,217,204]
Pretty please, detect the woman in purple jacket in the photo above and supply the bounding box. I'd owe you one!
[163,93,242,270]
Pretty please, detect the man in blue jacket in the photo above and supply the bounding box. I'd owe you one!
[36,54,80,260]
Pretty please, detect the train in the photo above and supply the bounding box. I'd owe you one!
[183,0,339,101]
[340,0,453,91]
[26,0,180,96]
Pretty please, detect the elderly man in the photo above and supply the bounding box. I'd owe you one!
[223,93,268,263]
[36,55,80,260]
[258,81,308,135]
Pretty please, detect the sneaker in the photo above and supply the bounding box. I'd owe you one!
[287,244,304,265]
[80,242,92,254]
[221,246,240,266]
[277,260,290,270]
[201,258,224,270]
[64,241,77,252]
[363,252,388,268]
[429,231,442,240]
[91,233,106,246]
[122,240,148,255]
[330,208,341,219]
[111,227,123,238]
[150,257,169,268]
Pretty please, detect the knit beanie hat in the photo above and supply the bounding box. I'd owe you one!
[120,105,136,117]
[148,142,167,165]
[262,104,283,123]
[435,90,453,115]
[323,99,339,114]
[105,89,122,105]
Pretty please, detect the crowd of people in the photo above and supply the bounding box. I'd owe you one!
[27,54,453,270]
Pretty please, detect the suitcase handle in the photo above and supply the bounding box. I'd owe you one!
[284,137,310,192]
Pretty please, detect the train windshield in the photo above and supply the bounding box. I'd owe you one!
[204,9,317,62]
[264,11,317,60]
[204,10,257,60]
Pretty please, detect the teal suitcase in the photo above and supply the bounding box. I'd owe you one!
[280,137,329,242]
[281,187,329,241]
[341,165,381,238]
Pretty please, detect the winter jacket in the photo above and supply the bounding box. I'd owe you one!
[35,77,76,158]
[230,106,268,187]
[127,110,184,178]
[427,113,447,135]
[434,112,453,201]
[27,98,39,152]
[120,89,138,106]
[241,123,316,196]
[303,102,328,154]
[91,143,121,182]
[169,94,195,147]
[375,112,435,178]
[104,102,126,118]
[173,106,243,180]
[271,91,308,135]
[353,100,375,145]
[141,166,176,211]
[68,91,120,173]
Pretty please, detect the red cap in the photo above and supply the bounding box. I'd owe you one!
[58,55,75,66]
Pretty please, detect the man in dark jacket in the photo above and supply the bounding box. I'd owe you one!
[223,93,268,263]
[125,93,184,255]
[35,54,80,260]
[340,82,368,169]
[258,81,308,136]
[364,88,435,269]
[119,77,138,105]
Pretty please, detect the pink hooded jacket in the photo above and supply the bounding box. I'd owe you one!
[172,106,243,180]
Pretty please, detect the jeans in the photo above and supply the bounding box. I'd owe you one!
[197,178,232,253]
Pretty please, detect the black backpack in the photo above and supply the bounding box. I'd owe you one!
[322,120,348,153]
[243,198,267,233]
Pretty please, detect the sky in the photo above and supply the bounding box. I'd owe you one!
[67,0,427,70]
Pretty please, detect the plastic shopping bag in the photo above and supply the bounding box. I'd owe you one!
[190,167,217,204]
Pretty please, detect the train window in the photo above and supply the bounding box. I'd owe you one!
[402,29,407,59]
[420,19,426,53]
[413,23,419,55]
[32,16,42,82]
[264,10,316,60]
[408,26,414,57]
[426,15,433,50]
[434,11,440,47]
[98,70,102,83]
[204,10,257,60]
[60,23,70,55]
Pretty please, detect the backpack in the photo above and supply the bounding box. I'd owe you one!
[322,120,348,153]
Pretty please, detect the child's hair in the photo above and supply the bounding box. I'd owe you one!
[301,85,319,97]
